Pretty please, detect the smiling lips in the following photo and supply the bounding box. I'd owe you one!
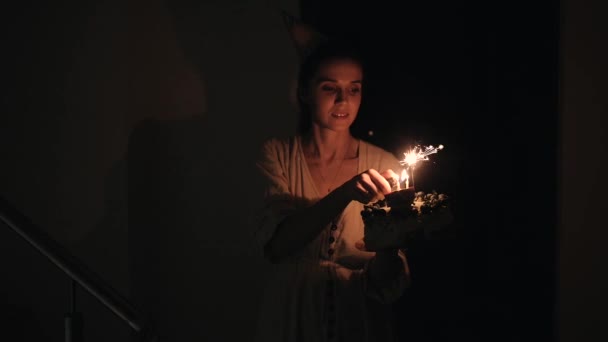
[331,112,349,118]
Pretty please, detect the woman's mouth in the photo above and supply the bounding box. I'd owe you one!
[331,112,349,118]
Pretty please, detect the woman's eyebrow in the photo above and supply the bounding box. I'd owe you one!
[315,77,362,84]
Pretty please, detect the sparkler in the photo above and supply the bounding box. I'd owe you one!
[398,144,444,189]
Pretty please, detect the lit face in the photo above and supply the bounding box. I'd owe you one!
[305,58,363,132]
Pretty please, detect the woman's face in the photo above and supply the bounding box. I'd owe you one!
[305,58,363,133]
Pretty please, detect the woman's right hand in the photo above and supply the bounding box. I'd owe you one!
[341,168,395,204]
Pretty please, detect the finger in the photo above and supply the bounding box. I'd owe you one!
[360,173,379,195]
[355,182,369,195]
[368,169,392,194]
[354,239,367,251]
[355,182,374,203]
[380,169,400,191]
[380,169,398,181]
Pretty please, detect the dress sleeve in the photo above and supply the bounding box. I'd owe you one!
[253,139,297,255]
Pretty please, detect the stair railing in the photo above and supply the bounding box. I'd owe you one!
[0,195,158,342]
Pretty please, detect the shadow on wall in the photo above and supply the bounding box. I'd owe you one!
[125,117,294,339]
[125,4,300,341]
[0,1,301,341]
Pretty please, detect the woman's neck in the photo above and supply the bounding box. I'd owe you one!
[303,127,356,162]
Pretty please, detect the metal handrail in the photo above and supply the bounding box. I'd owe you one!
[0,195,157,341]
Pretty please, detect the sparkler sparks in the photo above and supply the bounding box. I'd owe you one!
[397,144,444,190]
[399,144,444,168]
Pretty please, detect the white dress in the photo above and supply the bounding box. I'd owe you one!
[254,136,410,342]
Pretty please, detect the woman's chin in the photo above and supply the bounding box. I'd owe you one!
[313,123,353,133]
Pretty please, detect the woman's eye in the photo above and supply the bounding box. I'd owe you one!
[350,87,361,94]
[322,85,336,92]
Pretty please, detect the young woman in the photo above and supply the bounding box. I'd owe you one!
[254,39,411,342]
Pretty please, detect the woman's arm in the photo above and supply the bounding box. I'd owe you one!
[264,185,351,262]
[265,169,393,263]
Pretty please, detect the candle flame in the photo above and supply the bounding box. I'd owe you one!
[400,169,409,182]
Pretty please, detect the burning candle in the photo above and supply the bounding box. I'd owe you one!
[388,175,400,191]
[401,169,409,189]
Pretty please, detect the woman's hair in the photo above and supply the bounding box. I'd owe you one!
[296,38,365,134]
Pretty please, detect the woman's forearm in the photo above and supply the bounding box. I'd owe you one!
[264,186,352,262]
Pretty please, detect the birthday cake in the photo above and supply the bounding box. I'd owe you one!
[358,143,450,251]
[360,185,450,251]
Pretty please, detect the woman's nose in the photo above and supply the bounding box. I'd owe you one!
[335,89,348,103]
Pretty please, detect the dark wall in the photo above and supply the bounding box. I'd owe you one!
[1,1,133,341]
[559,0,608,341]
[302,1,559,341]
[1,0,299,341]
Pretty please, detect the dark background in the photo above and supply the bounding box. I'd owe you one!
[301,1,558,341]
[0,0,606,341]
